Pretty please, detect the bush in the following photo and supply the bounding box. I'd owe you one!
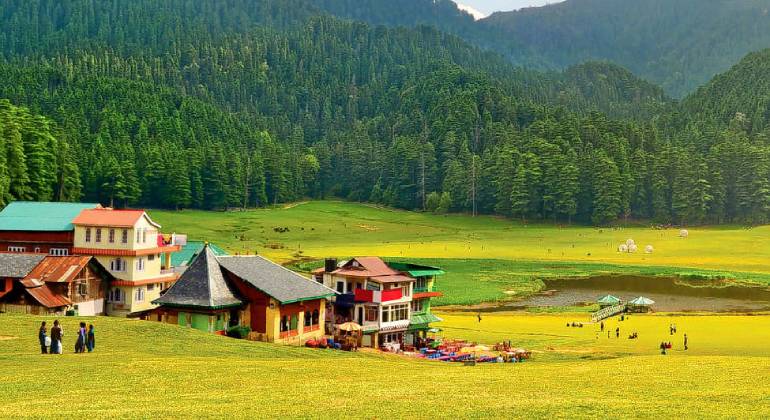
[226,325,251,339]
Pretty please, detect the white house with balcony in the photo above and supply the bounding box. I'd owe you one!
[313,257,416,349]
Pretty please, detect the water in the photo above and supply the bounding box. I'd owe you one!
[515,276,770,312]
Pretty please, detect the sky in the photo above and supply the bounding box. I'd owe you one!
[454,0,566,19]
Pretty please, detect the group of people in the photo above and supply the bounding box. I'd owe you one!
[38,320,95,354]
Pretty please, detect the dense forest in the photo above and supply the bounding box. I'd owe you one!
[1,0,770,226]
[316,0,770,98]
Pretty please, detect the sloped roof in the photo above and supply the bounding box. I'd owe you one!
[23,256,91,283]
[0,253,46,278]
[72,208,160,228]
[218,256,337,304]
[629,296,655,305]
[0,202,100,231]
[172,241,228,267]
[332,257,400,278]
[387,261,445,277]
[24,283,71,308]
[597,295,621,305]
[153,245,243,309]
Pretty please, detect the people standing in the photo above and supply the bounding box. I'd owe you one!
[477,312,482,323]
[38,321,48,354]
[615,327,620,338]
[684,333,688,350]
[50,320,63,354]
[75,322,87,353]
[87,324,95,353]
[600,321,604,332]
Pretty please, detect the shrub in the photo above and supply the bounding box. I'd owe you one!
[226,325,251,339]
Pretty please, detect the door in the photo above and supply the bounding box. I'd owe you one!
[357,307,364,324]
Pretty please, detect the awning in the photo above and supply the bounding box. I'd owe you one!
[629,296,655,305]
[405,269,445,277]
[408,312,443,330]
[597,295,621,305]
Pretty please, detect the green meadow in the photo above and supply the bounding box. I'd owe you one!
[0,315,768,419]
[153,201,770,305]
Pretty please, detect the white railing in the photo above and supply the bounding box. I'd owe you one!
[591,304,625,323]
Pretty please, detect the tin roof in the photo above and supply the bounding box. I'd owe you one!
[153,245,243,309]
[0,253,46,278]
[23,256,92,283]
[72,208,160,228]
[218,256,337,304]
[24,283,71,308]
[0,202,100,232]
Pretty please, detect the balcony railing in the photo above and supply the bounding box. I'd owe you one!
[354,288,403,303]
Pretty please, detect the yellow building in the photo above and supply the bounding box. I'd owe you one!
[71,208,180,317]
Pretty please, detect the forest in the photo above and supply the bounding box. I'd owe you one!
[1,0,770,225]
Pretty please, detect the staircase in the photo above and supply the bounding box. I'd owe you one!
[591,304,625,323]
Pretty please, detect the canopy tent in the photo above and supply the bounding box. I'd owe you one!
[597,295,621,306]
[629,296,655,306]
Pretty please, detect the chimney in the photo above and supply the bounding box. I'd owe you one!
[324,258,337,273]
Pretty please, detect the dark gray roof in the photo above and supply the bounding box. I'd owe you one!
[217,256,337,304]
[0,253,45,278]
[153,245,243,309]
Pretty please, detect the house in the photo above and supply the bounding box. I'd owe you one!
[386,262,444,346]
[0,253,111,315]
[152,245,243,333]
[71,208,180,317]
[0,202,100,255]
[154,244,337,345]
[313,257,443,349]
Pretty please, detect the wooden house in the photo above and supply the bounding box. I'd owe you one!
[154,244,337,345]
[0,254,111,315]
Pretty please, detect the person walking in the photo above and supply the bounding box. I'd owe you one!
[87,324,95,353]
[477,312,482,323]
[600,321,604,332]
[50,320,63,354]
[684,333,688,351]
[38,321,48,354]
[615,327,620,338]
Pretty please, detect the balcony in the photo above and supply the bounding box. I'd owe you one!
[335,292,356,307]
[354,288,403,303]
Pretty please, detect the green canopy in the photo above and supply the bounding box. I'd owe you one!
[629,296,655,306]
[597,295,621,305]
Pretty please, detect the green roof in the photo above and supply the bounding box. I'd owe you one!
[387,262,445,277]
[0,201,99,231]
[172,241,228,267]
[409,312,443,330]
[597,295,621,305]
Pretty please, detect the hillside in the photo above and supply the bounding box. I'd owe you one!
[1,314,768,417]
[483,0,770,97]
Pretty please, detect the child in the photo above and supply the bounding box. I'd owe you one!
[87,324,95,352]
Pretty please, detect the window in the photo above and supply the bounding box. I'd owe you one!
[415,278,427,291]
[85,228,92,243]
[402,284,411,297]
[336,281,345,293]
[8,246,25,253]
[95,228,102,243]
[312,309,319,325]
[382,303,409,323]
[109,288,123,303]
[411,300,424,313]
[136,258,145,272]
[147,283,155,292]
[304,311,312,327]
[366,282,381,292]
[280,315,290,332]
[121,229,128,244]
[50,248,69,256]
[382,333,401,344]
[142,228,147,244]
[135,287,145,302]
[136,228,144,244]
[78,282,88,296]
[290,314,298,331]
[108,229,115,243]
[110,258,126,272]
[34,247,41,253]
[365,307,378,322]
[148,254,155,261]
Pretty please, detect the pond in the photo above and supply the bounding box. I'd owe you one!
[511,275,770,312]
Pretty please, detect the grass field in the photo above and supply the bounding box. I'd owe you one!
[1,314,768,419]
[152,201,770,305]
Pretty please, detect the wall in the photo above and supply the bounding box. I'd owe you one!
[0,231,73,254]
